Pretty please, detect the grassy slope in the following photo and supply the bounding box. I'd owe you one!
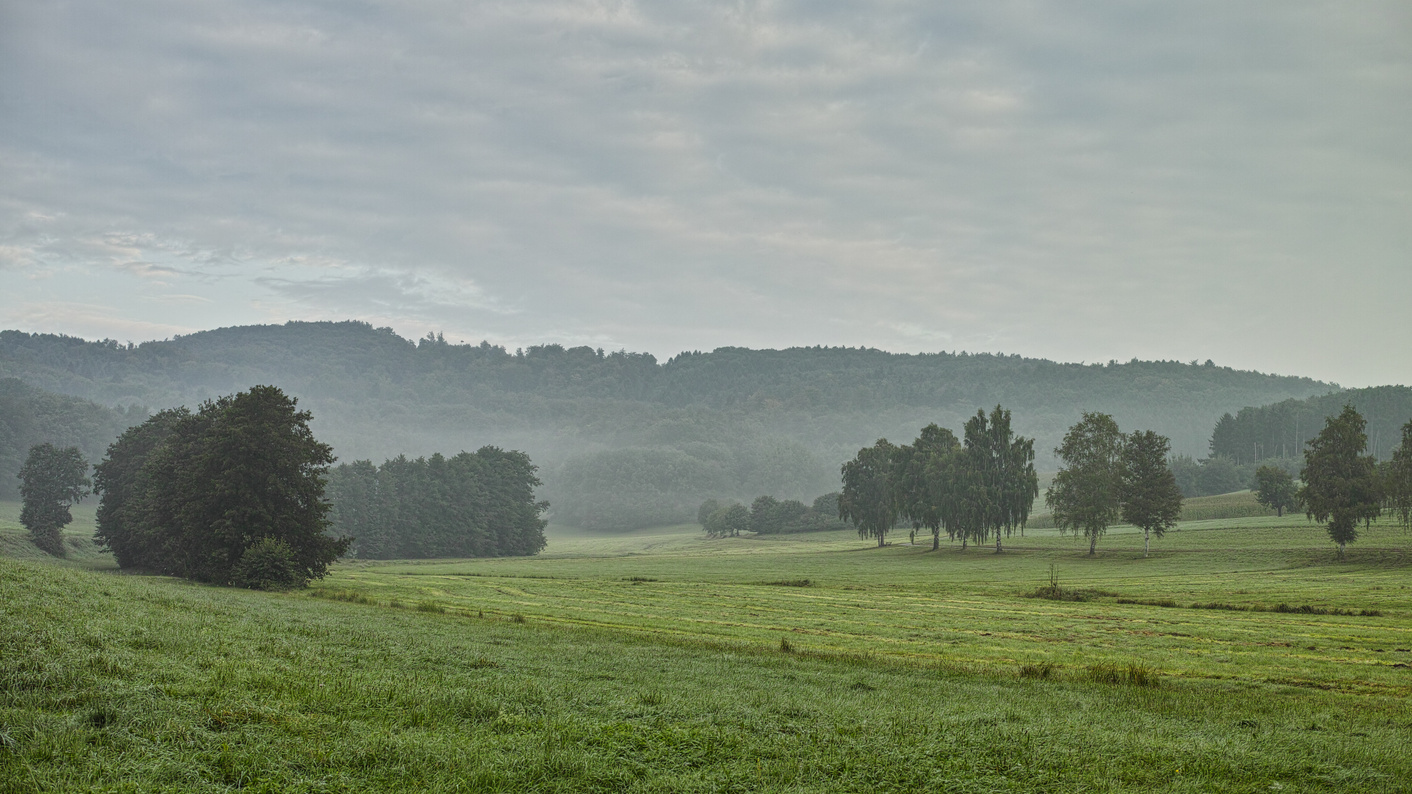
[2,507,1411,792]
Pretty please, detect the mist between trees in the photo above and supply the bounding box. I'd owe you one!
[3,321,1409,533]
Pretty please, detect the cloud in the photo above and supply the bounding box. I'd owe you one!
[1,0,1409,386]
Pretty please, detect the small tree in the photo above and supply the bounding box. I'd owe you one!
[704,503,748,538]
[840,439,897,547]
[1047,412,1123,556]
[231,537,305,590]
[1299,405,1381,559]
[18,443,90,556]
[697,498,724,528]
[1120,431,1182,557]
[1253,465,1298,517]
[749,495,783,534]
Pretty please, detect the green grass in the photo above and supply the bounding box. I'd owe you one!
[0,500,113,568]
[3,503,1412,791]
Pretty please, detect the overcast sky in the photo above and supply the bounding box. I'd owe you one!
[2,1,1408,386]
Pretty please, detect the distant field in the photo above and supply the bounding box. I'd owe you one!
[1027,489,1279,528]
[320,518,1412,697]
[3,503,1411,791]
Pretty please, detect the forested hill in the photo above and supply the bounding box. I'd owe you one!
[0,321,1335,529]
[1210,385,1412,465]
[0,378,143,499]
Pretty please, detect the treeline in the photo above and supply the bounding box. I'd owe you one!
[1210,385,1412,464]
[325,449,548,559]
[0,378,142,499]
[697,493,846,537]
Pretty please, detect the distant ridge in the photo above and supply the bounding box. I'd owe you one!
[0,321,1337,528]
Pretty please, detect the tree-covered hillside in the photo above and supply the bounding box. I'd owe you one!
[1,322,1335,529]
[1210,385,1412,465]
[0,378,143,499]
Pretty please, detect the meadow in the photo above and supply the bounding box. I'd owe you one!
[2,498,1411,792]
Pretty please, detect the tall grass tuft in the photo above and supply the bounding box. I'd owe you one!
[1086,662,1160,687]
[1018,661,1056,680]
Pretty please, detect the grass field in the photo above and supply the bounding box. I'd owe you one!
[3,502,1412,792]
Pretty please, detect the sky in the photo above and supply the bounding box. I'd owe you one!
[2,0,1408,387]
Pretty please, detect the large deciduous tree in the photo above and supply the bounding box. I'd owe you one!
[1253,465,1299,517]
[840,439,898,547]
[95,386,350,585]
[1047,412,1124,556]
[1119,431,1183,557]
[17,443,90,556]
[1298,405,1381,558]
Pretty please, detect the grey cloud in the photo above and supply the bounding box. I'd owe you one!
[1,0,1408,385]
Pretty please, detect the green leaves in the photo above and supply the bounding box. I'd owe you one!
[1046,413,1124,554]
[1298,405,1382,554]
[94,386,349,585]
[17,442,90,556]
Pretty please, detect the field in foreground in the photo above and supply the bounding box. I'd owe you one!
[2,511,1412,792]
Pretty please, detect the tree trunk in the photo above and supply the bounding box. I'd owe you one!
[1339,541,1346,560]
[995,535,1003,554]
[878,534,884,548]
[1089,534,1097,556]
[1276,506,1282,517]
[932,531,939,551]
[1144,528,1150,558]
[961,537,967,551]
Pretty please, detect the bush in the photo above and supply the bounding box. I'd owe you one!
[231,538,307,591]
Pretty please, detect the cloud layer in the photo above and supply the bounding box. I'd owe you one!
[2,0,1409,385]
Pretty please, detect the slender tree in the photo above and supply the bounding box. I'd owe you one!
[1047,412,1124,556]
[18,443,90,556]
[1253,465,1298,517]
[840,439,897,547]
[1298,405,1382,559]
[1388,420,1412,530]
[1119,431,1183,557]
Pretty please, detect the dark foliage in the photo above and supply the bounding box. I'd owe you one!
[325,448,548,559]
[0,378,140,499]
[1253,465,1299,517]
[1299,405,1382,556]
[231,537,305,590]
[17,442,90,556]
[1210,385,1412,464]
[94,386,349,584]
[1120,431,1183,556]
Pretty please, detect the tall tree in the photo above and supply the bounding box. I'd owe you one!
[954,406,1038,553]
[1047,412,1124,556]
[1119,431,1183,557]
[1388,420,1412,530]
[1298,405,1382,558]
[17,443,90,556]
[1253,465,1298,517]
[840,439,897,547]
[893,424,960,551]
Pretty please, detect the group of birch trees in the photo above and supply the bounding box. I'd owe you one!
[839,405,1039,552]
